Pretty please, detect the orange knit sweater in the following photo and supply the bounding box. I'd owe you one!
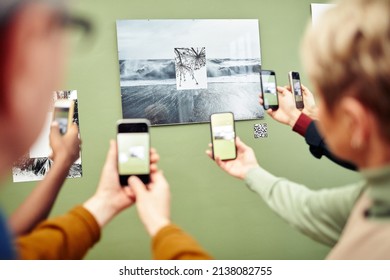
[152,224,213,260]
[15,206,211,260]
[16,206,100,260]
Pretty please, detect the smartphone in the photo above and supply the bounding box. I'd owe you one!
[260,70,279,110]
[210,112,237,161]
[53,99,74,135]
[117,119,151,186]
[288,71,304,110]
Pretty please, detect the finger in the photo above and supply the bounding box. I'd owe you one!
[68,123,79,135]
[128,176,147,197]
[123,186,136,201]
[235,137,248,153]
[205,150,213,159]
[267,109,276,118]
[301,85,308,95]
[277,86,285,94]
[150,152,160,164]
[50,122,62,141]
[215,156,227,169]
[104,140,118,169]
[150,163,158,173]
[266,108,275,117]
[150,171,169,190]
[66,124,81,145]
[277,86,292,96]
[208,143,212,148]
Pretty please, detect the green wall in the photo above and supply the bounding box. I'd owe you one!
[1,0,361,259]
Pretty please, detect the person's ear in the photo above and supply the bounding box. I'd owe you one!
[339,97,369,150]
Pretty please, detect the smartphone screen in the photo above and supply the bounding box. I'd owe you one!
[117,120,150,186]
[53,100,74,135]
[289,71,304,110]
[210,112,236,161]
[260,70,279,110]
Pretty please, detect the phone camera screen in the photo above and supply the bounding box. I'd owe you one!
[211,114,236,160]
[117,133,150,175]
[54,107,70,135]
[261,74,278,107]
[292,78,303,102]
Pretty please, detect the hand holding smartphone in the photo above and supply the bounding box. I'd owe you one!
[117,119,151,186]
[260,70,279,110]
[288,71,304,110]
[53,99,75,135]
[210,112,237,161]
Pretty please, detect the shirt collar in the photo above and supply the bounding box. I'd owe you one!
[361,165,390,218]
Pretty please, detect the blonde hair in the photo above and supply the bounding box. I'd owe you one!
[302,0,390,141]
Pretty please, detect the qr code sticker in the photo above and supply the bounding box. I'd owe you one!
[254,123,268,138]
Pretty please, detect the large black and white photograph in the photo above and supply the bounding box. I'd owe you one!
[116,19,263,125]
[12,90,83,183]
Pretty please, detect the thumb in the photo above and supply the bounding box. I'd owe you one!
[236,136,248,152]
[67,123,79,138]
[103,140,118,171]
[50,122,62,142]
[267,109,276,119]
[129,176,147,197]
[150,171,167,188]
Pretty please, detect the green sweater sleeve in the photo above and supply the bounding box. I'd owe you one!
[244,167,365,246]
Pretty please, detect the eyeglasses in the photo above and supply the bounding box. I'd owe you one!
[1,1,94,48]
[55,11,93,37]
[49,9,95,51]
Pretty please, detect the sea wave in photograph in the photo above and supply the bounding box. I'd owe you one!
[119,58,263,125]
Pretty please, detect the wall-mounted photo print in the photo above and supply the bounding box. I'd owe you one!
[12,90,83,183]
[116,19,263,125]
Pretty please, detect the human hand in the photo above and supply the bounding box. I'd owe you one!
[206,137,259,180]
[49,122,80,167]
[129,172,171,237]
[301,85,318,120]
[259,86,301,127]
[83,140,134,227]
[83,141,160,228]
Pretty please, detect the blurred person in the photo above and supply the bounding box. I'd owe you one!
[302,0,390,259]
[0,0,159,259]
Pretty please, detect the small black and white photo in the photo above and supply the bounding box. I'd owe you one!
[12,90,83,183]
[174,47,208,90]
[116,19,263,125]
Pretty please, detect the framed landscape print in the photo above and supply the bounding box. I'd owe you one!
[116,19,263,125]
